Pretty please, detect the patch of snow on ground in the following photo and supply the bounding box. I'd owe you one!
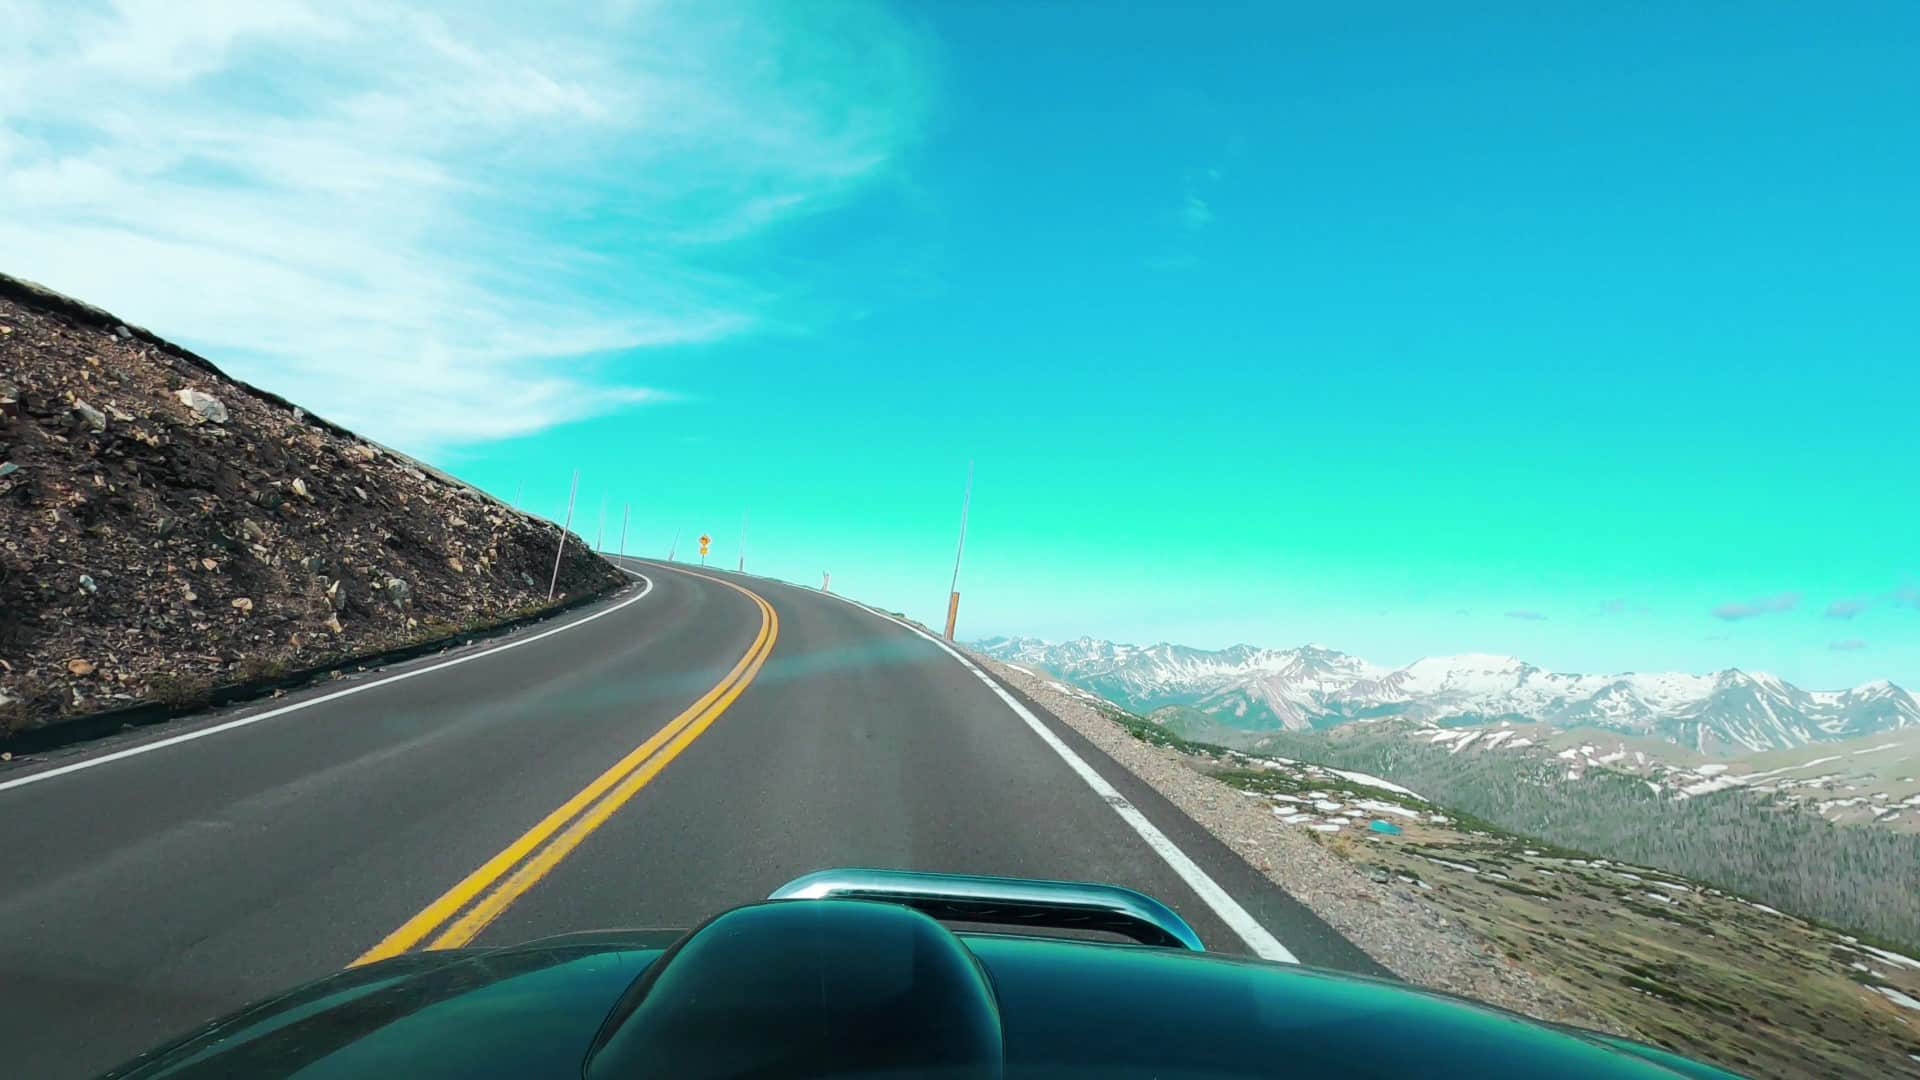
[1680,776,1743,797]
[1424,857,1480,874]
[1743,755,1842,781]
[1310,823,1343,833]
[1856,945,1920,971]
[1643,891,1673,904]
[1871,986,1920,1011]
[1695,764,1730,776]
[1653,881,1691,892]
[1480,730,1515,750]
[1314,800,1344,812]
[1353,799,1419,818]
[1005,664,1036,676]
[1327,768,1427,800]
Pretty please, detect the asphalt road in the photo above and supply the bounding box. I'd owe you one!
[0,559,1384,1078]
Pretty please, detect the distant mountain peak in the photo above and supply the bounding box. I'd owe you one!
[973,635,1915,754]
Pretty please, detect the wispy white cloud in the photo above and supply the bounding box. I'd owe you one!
[1830,638,1868,652]
[1147,165,1221,269]
[1826,598,1869,619]
[0,0,927,453]
[1711,593,1801,621]
[1177,195,1215,232]
[1504,609,1548,622]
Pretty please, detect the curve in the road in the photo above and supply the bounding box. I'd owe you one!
[354,566,778,964]
[819,588,1298,964]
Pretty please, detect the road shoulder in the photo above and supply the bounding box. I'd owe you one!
[969,652,1607,1029]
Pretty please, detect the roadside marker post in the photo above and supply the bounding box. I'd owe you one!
[699,533,711,566]
[619,505,629,560]
[595,495,606,553]
[668,529,680,562]
[546,470,580,602]
[822,571,830,593]
[738,511,749,573]
[944,461,973,640]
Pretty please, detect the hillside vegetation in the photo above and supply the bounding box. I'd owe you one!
[1251,724,1920,954]
[1009,671,1920,1079]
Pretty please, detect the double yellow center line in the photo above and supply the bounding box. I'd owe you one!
[352,569,778,965]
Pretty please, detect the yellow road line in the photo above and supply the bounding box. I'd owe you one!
[427,598,778,948]
[352,568,776,966]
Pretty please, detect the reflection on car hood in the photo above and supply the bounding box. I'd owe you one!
[105,927,1745,1079]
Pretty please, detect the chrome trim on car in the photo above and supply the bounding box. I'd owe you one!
[769,867,1206,951]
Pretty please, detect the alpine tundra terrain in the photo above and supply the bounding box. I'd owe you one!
[976,655,1920,1080]
[981,637,1920,948]
[0,274,624,738]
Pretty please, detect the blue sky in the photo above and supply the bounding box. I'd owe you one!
[5,2,1916,687]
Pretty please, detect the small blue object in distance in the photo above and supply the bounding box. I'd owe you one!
[1368,820,1403,835]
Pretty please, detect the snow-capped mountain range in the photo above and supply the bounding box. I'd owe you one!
[975,636,1920,754]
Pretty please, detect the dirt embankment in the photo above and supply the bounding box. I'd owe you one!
[0,273,624,735]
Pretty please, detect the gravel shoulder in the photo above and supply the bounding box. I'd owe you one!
[970,652,1604,1026]
[972,653,1920,1079]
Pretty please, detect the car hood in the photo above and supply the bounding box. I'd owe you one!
[105,924,1744,1079]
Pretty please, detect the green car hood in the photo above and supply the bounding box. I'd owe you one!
[105,927,1745,1079]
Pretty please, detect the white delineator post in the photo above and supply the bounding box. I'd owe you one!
[738,510,749,573]
[945,461,973,640]
[547,470,580,602]
[619,505,630,560]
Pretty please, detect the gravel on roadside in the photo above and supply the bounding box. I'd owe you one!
[970,652,1616,1033]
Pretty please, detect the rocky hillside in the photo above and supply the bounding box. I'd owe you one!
[0,274,624,735]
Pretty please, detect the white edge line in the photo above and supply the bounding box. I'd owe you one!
[813,588,1299,964]
[0,571,655,795]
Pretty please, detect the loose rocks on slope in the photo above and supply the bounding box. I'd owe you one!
[0,274,623,733]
